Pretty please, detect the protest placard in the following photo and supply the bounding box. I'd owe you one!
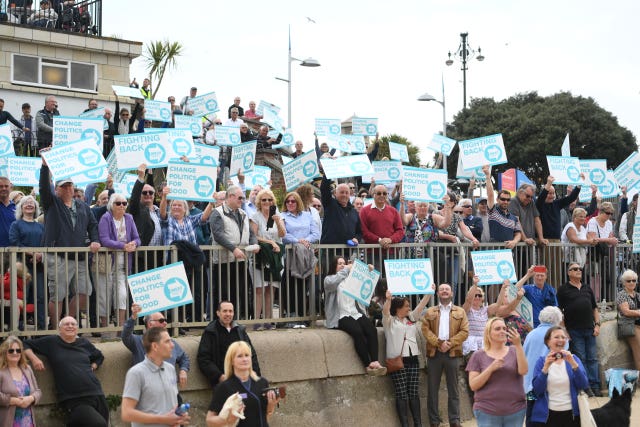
[78,107,109,130]
[315,118,341,137]
[0,155,10,176]
[320,154,374,180]
[388,141,409,163]
[428,134,457,156]
[166,129,196,160]
[215,126,242,146]
[633,225,640,253]
[127,262,194,317]
[0,124,12,157]
[281,129,295,146]
[174,115,203,137]
[262,107,284,131]
[113,173,138,199]
[599,170,620,198]
[282,150,319,191]
[470,249,517,285]
[506,284,534,327]
[106,149,126,183]
[114,132,170,171]
[580,159,608,187]
[256,100,280,116]
[7,157,42,186]
[340,259,380,306]
[229,141,256,176]
[112,85,144,99]
[230,165,271,190]
[384,259,435,295]
[72,166,109,187]
[338,135,366,153]
[546,156,582,185]
[194,143,220,166]
[52,116,103,152]
[325,134,350,153]
[458,133,507,170]
[362,160,403,184]
[143,100,172,123]
[614,151,640,191]
[456,155,489,180]
[186,92,220,117]
[41,138,107,180]
[402,166,448,203]
[351,118,378,136]
[166,160,217,202]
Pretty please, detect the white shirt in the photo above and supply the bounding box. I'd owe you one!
[223,117,245,128]
[438,303,452,340]
[547,362,573,411]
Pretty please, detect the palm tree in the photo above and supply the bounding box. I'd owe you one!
[143,40,184,100]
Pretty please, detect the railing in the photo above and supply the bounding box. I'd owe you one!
[0,241,630,338]
[2,0,102,36]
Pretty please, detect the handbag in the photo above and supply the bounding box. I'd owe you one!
[618,293,640,338]
[577,390,597,427]
[385,334,406,374]
[594,227,609,258]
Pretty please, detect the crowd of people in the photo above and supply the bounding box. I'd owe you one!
[1,0,95,34]
[2,90,640,426]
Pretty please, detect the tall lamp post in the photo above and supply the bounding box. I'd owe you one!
[275,25,320,128]
[445,32,484,109]
[418,77,447,171]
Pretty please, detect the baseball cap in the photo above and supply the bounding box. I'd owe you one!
[55,178,74,187]
[478,197,488,204]
[191,86,197,91]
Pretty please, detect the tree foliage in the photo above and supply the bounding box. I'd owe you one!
[443,92,637,186]
[375,134,421,167]
[144,40,184,100]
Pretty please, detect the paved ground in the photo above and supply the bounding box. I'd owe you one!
[461,389,640,426]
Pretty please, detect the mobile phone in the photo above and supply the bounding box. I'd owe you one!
[275,133,283,143]
[533,265,546,273]
[266,205,277,229]
[262,386,286,399]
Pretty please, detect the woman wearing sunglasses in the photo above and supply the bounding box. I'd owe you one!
[0,336,41,427]
[462,275,504,358]
[98,193,141,330]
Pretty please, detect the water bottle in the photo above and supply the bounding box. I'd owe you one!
[175,403,190,416]
[600,299,607,317]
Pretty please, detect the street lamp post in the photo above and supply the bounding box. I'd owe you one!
[418,76,447,171]
[445,32,484,109]
[275,26,320,129]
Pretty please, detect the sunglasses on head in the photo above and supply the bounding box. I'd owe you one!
[7,348,21,354]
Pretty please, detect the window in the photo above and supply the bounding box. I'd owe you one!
[11,54,97,93]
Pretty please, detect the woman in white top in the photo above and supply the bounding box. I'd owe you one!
[586,201,617,300]
[461,276,502,356]
[382,287,433,427]
[560,207,594,267]
[530,326,589,426]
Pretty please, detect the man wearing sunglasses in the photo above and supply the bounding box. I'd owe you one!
[509,183,547,248]
[483,165,522,249]
[121,303,190,389]
[557,262,601,397]
[360,184,404,248]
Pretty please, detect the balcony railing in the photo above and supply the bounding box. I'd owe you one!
[0,241,629,338]
[2,0,102,36]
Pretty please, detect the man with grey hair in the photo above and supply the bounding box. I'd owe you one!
[256,124,277,150]
[522,305,564,426]
[458,198,483,241]
[509,183,547,247]
[36,94,59,151]
[209,185,258,317]
[223,107,244,127]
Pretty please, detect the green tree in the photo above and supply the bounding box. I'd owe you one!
[144,40,184,100]
[375,134,421,167]
[443,91,637,185]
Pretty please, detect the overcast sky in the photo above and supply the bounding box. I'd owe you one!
[103,0,639,163]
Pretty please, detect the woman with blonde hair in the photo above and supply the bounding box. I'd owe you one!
[587,201,617,300]
[250,188,285,329]
[466,317,527,426]
[616,269,640,370]
[206,341,280,427]
[0,336,41,427]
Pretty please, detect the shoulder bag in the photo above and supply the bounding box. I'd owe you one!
[617,293,637,338]
[386,333,406,374]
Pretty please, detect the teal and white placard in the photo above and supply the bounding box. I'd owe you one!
[340,259,380,306]
[142,100,172,123]
[0,124,13,157]
[315,118,341,137]
[114,132,170,171]
[112,85,144,99]
[546,156,582,185]
[53,116,103,152]
[429,134,456,156]
[215,126,241,147]
[320,154,374,179]
[506,284,534,327]
[166,160,217,202]
[402,166,448,203]
[384,259,435,295]
[614,151,640,191]
[41,138,107,180]
[599,170,620,198]
[351,118,378,136]
[128,262,194,317]
[188,92,220,117]
[194,143,220,166]
[229,141,256,176]
[282,150,319,191]
[456,155,489,180]
[256,100,280,116]
[166,129,196,160]
[470,249,517,285]
[7,156,42,186]
[580,159,608,187]
[362,160,403,184]
[174,115,203,137]
[459,133,507,170]
[388,141,409,163]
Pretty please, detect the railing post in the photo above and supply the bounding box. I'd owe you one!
[170,245,179,337]
[9,250,19,333]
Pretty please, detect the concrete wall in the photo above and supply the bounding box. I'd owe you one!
[30,319,633,427]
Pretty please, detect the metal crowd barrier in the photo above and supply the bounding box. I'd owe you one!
[0,242,631,338]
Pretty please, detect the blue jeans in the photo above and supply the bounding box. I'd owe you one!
[568,328,600,390]
[473,408,526,427]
